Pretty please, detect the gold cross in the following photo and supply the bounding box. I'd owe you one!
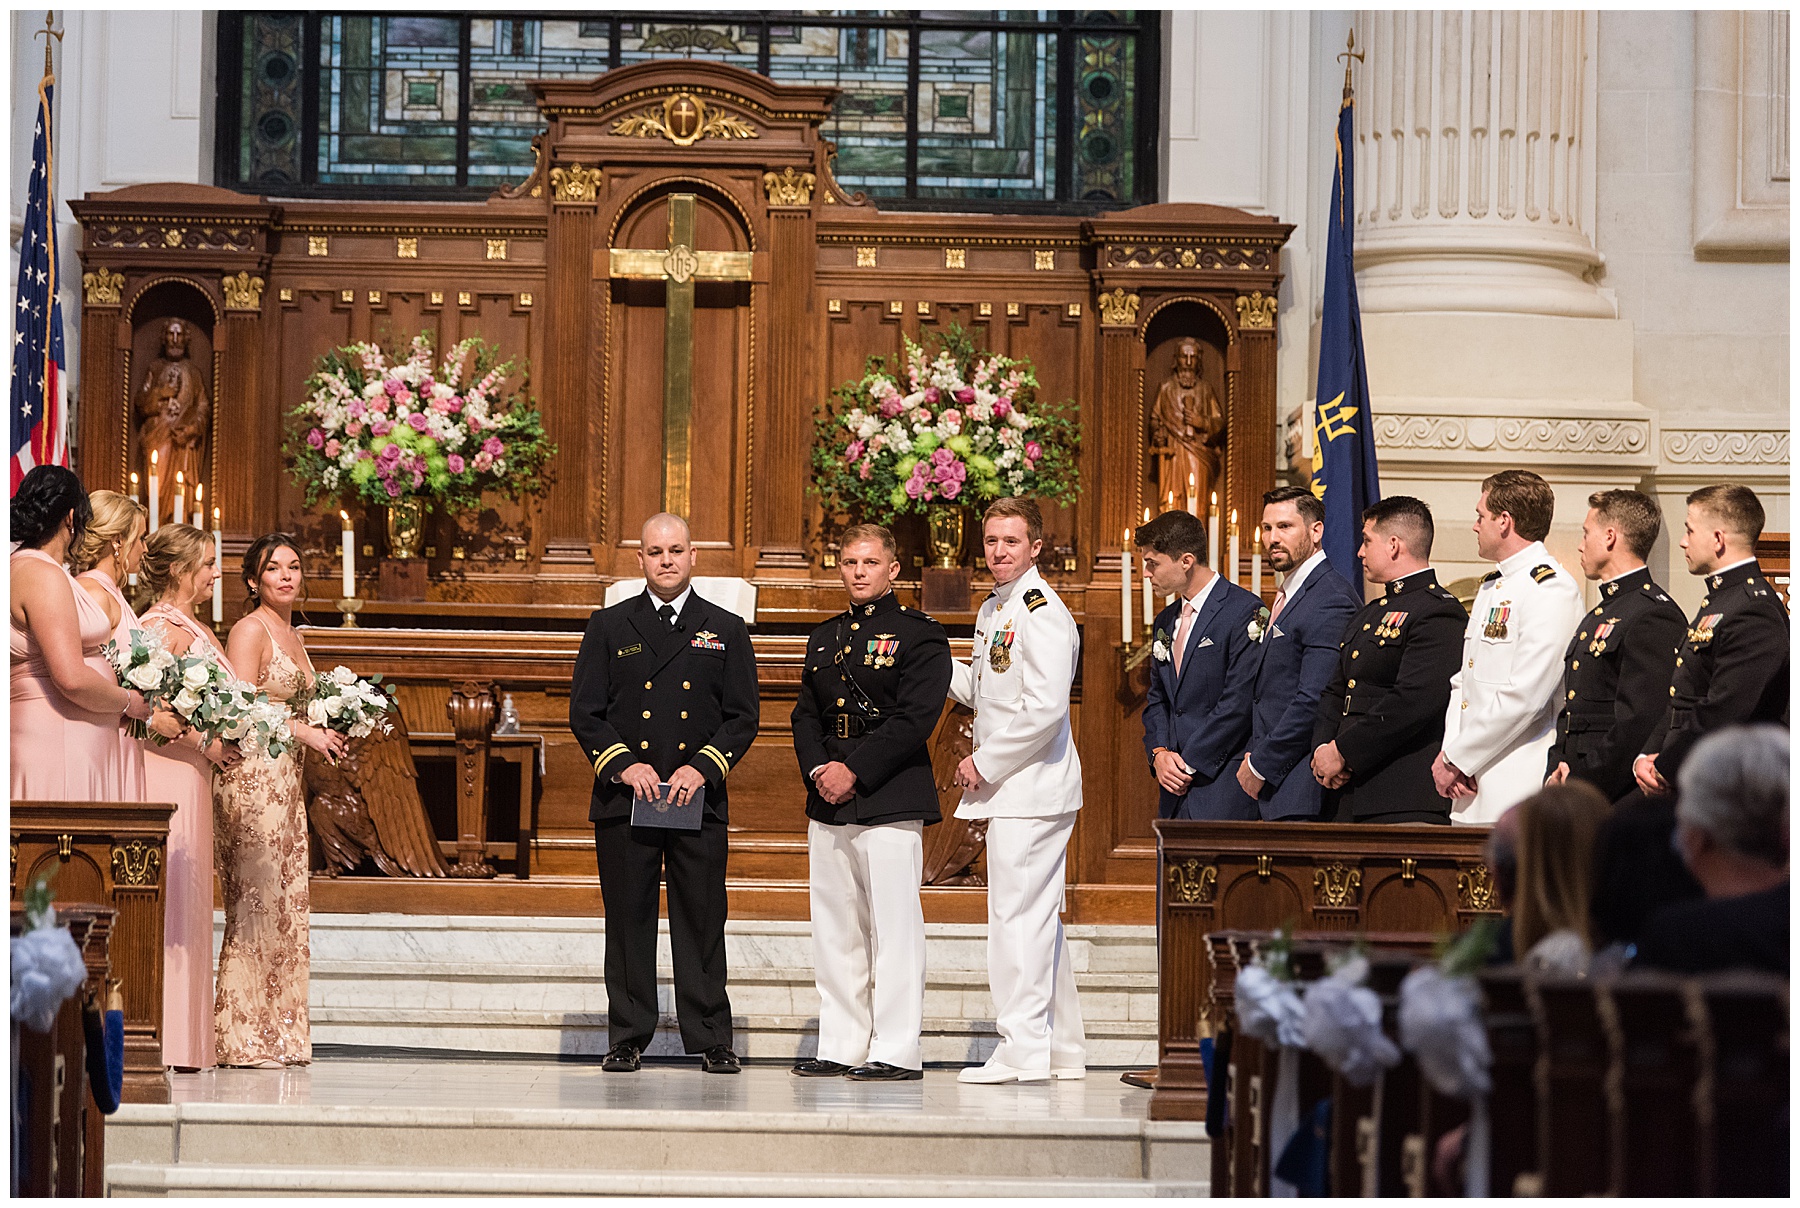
[608,194,753,515]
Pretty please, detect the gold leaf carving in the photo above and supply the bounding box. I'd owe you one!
[1457,863,1499,911]
[855,246,878,268]
[610,92,759,147]
[396,236,418,258]
[82,268,124,307]
[1166,858,1218,905]
[550,162,603,205]
[1097,286,1140,327]
[1236,290,1278,329]
[1313,861,1362,909]
[1034,249,1056,270]
[486,239,508,261]
[308,235,329,257]
[944,247,967,269]
[110,839,162,887]
[762,166,816,207]
[221,271,265,312]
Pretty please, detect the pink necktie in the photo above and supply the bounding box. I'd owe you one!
[1172,601,1196,675]
[1269,589,1288,623]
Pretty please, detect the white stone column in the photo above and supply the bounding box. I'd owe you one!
[1353,10,1611,319]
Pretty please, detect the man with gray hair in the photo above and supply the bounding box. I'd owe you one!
[1633,725,1788,976]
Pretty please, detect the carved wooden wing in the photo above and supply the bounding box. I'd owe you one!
[342,706,450,878]
[921,701,986,886]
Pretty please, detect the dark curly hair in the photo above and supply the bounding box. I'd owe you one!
[11,465,92,551]
[240,532,306,609]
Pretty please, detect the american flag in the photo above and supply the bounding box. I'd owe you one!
[11,64,67,491]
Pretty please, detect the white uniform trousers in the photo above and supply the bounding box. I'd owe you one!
[808,819,927,1070]
[984,812,1087,1072]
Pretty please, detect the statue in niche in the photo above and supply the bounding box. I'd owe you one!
[135,319,210,517]
[1149,337,1224,513]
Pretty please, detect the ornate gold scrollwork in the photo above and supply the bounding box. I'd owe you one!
[82,267,124,307]
[110,839,162,887]
[1097,286,1141,327]
[221,270,266,311]
[1256,853,1274,881]
[1313,860,1363,909]
[1457,862,1499,911]
[761,166,816,207]
[1399,856,1418,883]
[550,162,603,205]
[56,834,73,860]
[1166,858,1218,905]
[396,237,419,258]
[611,91,759,146]
[1235,290,1278,329]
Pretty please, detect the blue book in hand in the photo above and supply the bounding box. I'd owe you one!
[630,782,705,831]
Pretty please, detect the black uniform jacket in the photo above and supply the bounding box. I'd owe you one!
[570,589,760,824]
[792,591,952,827]
[1643,560,1789,783]
[1547,566,1685,800]
[1311,567,1467,818]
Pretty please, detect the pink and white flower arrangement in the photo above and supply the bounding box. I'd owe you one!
[813,326,1079,524]
[287,333,553,513]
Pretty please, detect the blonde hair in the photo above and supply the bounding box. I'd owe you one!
[1512,782,1612,955]
[69,490,146,575]
[140,524,212,602]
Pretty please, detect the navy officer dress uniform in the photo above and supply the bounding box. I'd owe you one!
[1546,566,1684,801]
[792,590,951,1074]
[1312,567,1468,823]
[570,588,759,1060]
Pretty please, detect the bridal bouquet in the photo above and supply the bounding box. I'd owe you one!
[812,326,1079,524]
[287,333,555,512]
[208,681,297,761]
[103,628,179,740]
[308,666,395,739]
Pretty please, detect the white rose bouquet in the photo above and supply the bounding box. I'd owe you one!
[102,628,179,740]
[159,655,248,748]
[209,680,296,761]
[308,666,395,739]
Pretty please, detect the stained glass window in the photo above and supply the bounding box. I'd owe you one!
[216,11,1157,211]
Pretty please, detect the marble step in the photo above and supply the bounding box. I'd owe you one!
[108,1103,1206,1187]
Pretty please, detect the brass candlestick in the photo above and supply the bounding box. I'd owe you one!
[336,598,363,628]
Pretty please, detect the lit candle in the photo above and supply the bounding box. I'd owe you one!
[1186,472,1198,517]
[211,506,224,625]
[341,511,356,599]
[129,472,140,505]
[147,451,160,533]
[1121,528,1132,645]
[1141,507,1154,627]
[1207,491,1219,571]
[173,471,186,526]
[1251,529,1263,600]
[1227,509,1240,588]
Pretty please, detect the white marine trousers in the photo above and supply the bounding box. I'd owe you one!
[808,819,927,1070]
[984,812,1087,1072]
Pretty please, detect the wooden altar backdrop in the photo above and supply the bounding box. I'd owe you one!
[68,62,1294,922]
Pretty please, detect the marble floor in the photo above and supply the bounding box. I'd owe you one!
[168,1056,1157,1123]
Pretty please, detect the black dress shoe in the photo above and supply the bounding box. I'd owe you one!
[701,1045,741,1074]
[602,1042,642,1072]
[791,1058,852,1077]
[846,1061,923,1081]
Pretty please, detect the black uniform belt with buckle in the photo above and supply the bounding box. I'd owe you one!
[833,714,878,739]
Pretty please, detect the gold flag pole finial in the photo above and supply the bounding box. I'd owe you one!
[36,11,62,77]
[1338,30,1364,101]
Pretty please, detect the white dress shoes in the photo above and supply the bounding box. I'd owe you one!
[1049,1065,1087,1080]
[958,1061,1053,1084]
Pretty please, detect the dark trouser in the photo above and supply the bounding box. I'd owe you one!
[594,816,732,1053]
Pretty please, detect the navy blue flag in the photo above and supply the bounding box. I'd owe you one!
[1310,90,1379,590]
[11,65,67,492]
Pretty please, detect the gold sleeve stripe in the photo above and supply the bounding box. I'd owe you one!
[699,746,732,778]
[593,743,629,774]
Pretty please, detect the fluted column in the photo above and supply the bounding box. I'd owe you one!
[1353,10,1610,317]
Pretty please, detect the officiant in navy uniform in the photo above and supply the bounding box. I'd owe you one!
[1137,508,1265,820]
[570,513,760,1075]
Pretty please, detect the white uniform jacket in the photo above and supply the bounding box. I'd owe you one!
[949,565,1083,820]
[1442,540,1584,823]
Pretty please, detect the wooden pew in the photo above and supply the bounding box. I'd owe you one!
[1477,967,1538,1197]
[1697,970,1788,1197]
[1600,969,1705,1196]
[1204,932,1242,1196]
[1528,973,1617,1195]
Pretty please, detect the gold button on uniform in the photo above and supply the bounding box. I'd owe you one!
[642,710,651,719]
[679,742,687,750]
[645,681,653,690]
[1347,679,1356,688]
[836,697,845,707]
[683,681,691,690]
[1670,686,1677,696]
[1568,690,1576,699]
[1571,660,1579,670]
[1363,623,1371,631]
[1579,632,1588,641]
[1351,651,1360,659]
[681,711,688,719]
[1461,701,1469,710]
[640,740,649,749]
[851,622,860,631]
[1676,657,1683,666]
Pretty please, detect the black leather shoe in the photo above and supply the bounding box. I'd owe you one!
[601,1042,642,1072]
[701,1046,741,1074]
[791,1058,852,1077]
[846,1061,923,1081]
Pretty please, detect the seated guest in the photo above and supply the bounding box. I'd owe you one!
[1512,781,1612,974]
[1484,806,1520,964]
[1635,726,1788,976]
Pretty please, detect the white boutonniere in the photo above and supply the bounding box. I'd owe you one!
[1151,627,1172,663]
[1248,606,1272,643]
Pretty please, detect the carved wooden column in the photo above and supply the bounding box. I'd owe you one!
[446,681,498,878]
[215,271,268,543]
[757,167,818,570]
[1228,295,1280,535]
[543,153,599,557]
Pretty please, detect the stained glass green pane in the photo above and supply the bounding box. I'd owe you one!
[466,17,612,183]
[319,15,463,186]
[766,25,911,197]
[1075,23,1134,201]
[912,23,1054,200]
[240,13,303,188]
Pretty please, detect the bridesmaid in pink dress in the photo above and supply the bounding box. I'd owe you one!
[72,489,153,802]
[10,467,154,800]
[139,523,242,1072]
[214,534,346,1067]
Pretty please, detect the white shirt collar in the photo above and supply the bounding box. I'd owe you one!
[1497,540,1548,578]
[1181,569,1221,616]
[1599,564,1648,587]
[1713,555,1759,576]
[1277,549,1328,599]
[649,585,693,620]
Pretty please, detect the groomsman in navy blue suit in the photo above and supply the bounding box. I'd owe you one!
[1229,487,1362,820]
[1138,509,1267,820]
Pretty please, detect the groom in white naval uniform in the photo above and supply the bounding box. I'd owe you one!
[1434,469,1584,824]
[949,497,1087,1084]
